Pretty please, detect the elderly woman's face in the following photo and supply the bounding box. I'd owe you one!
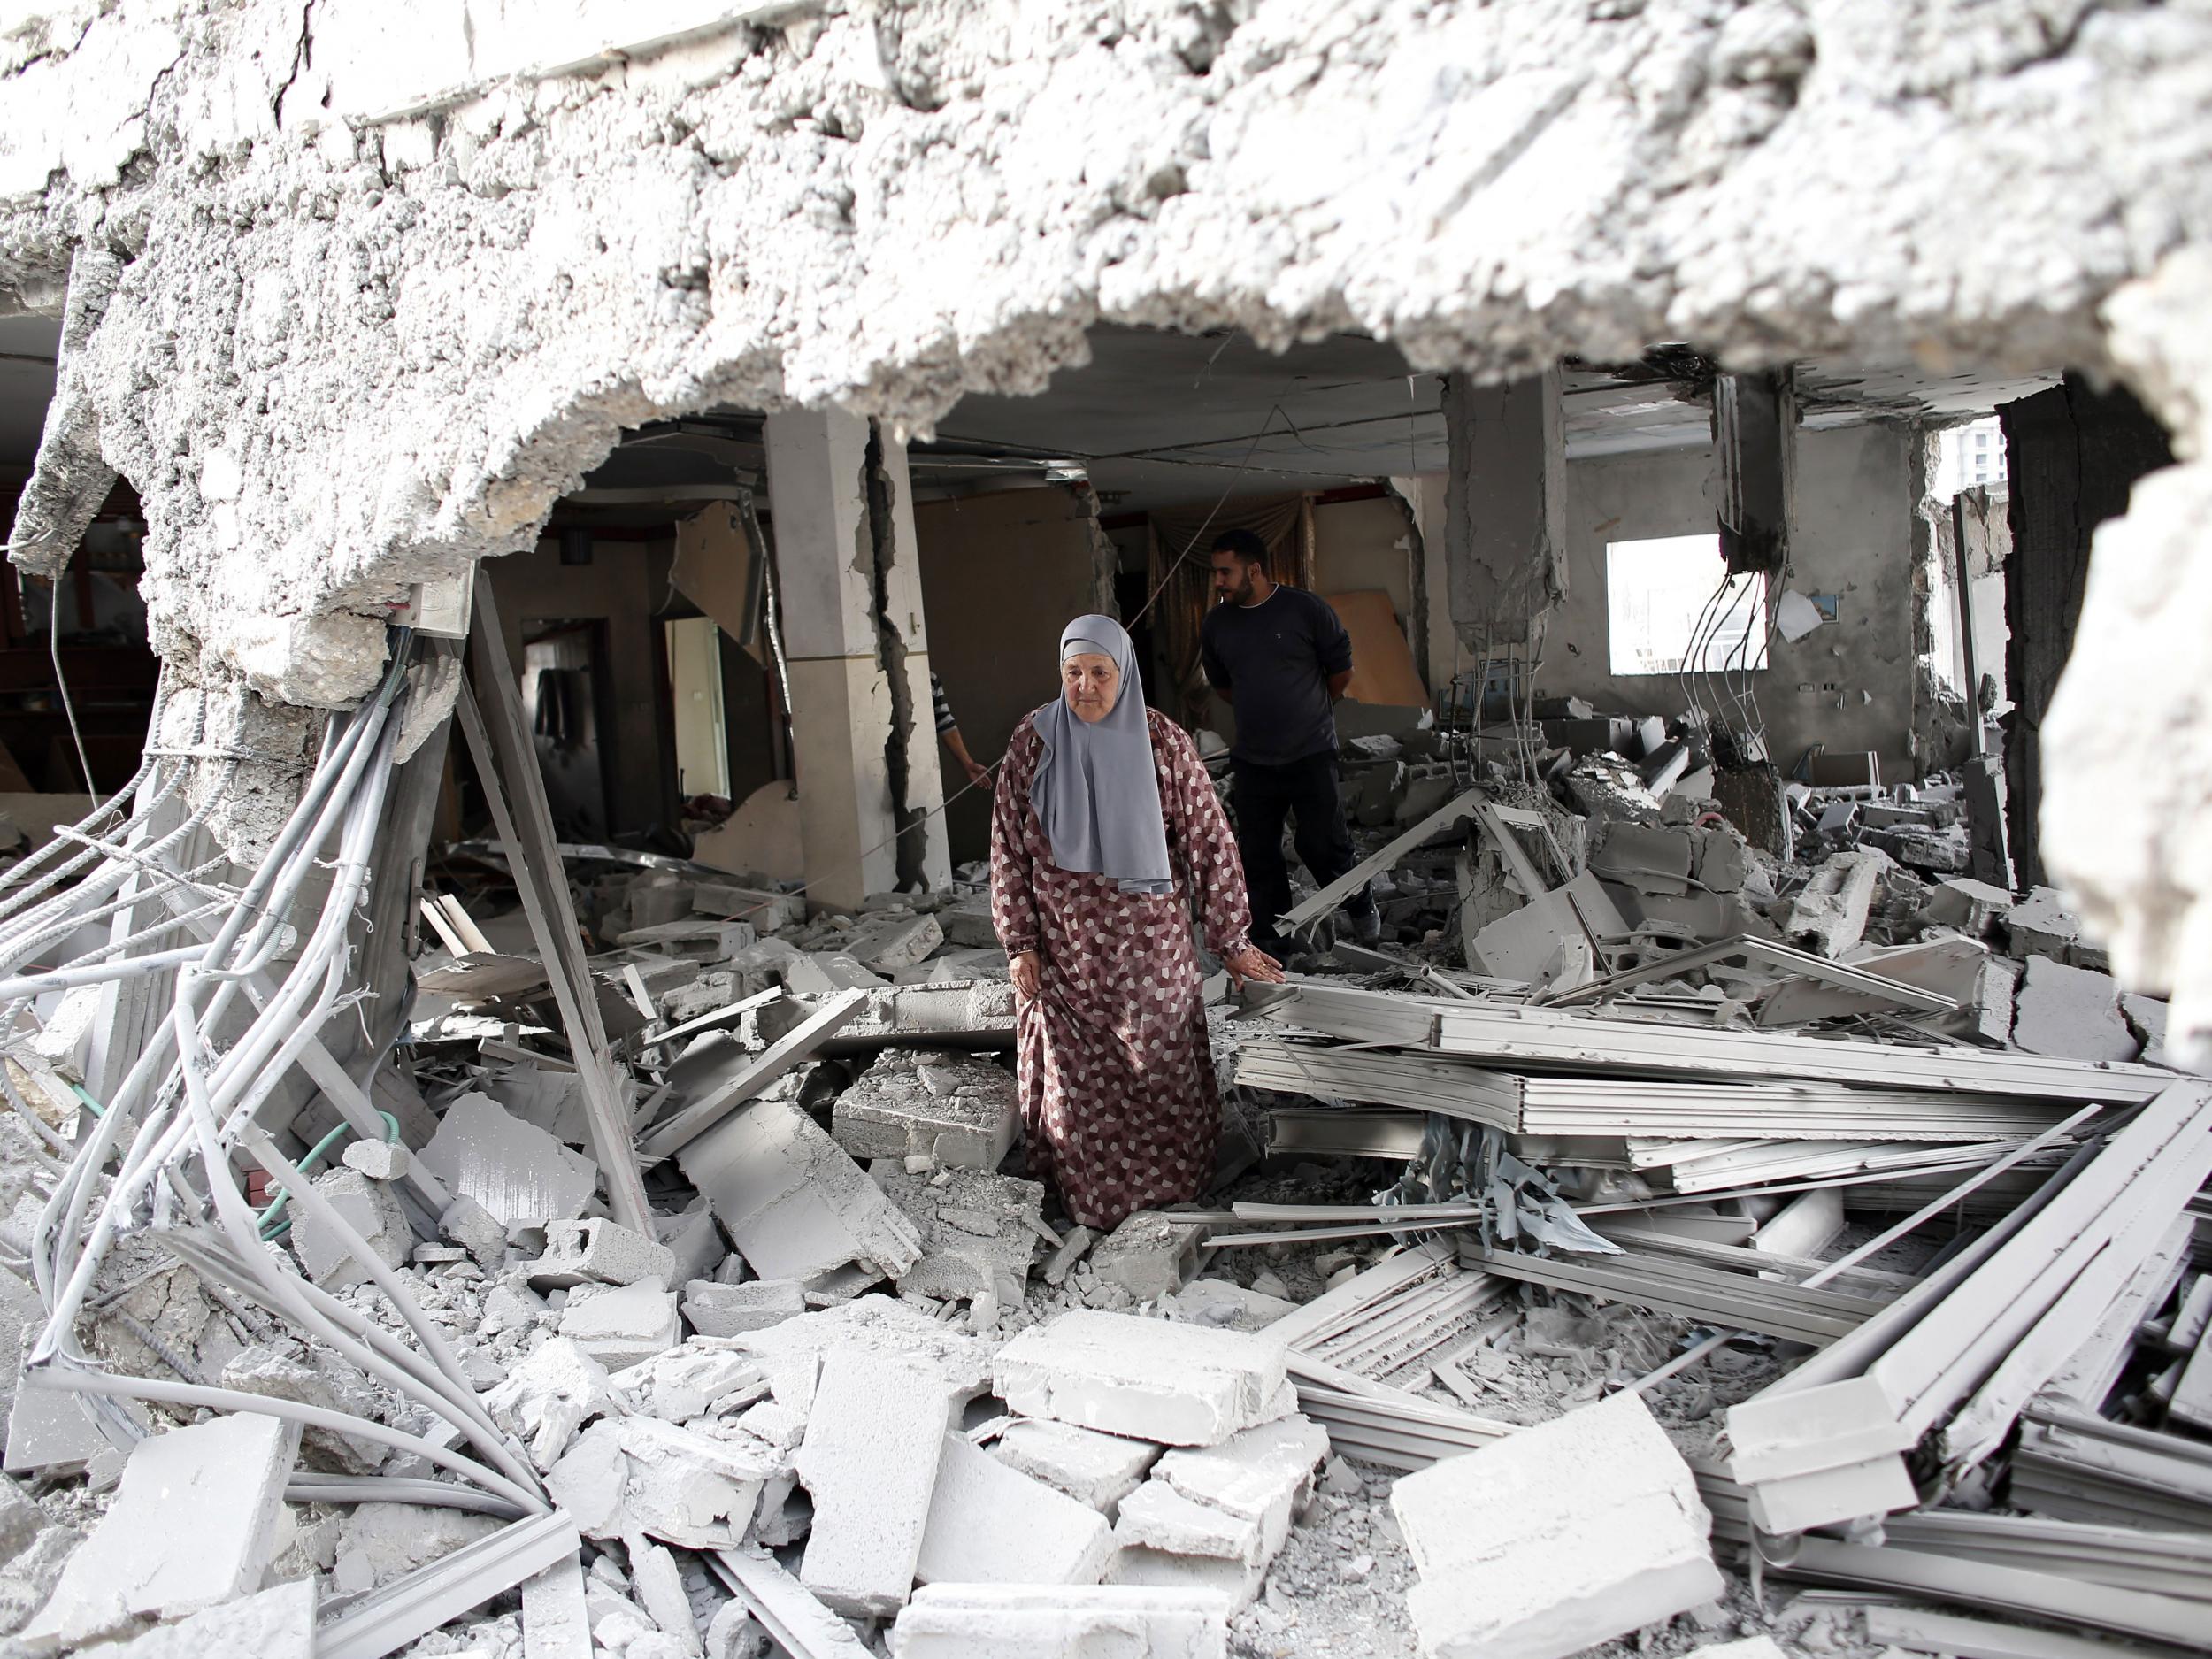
[1062,653,1121,724]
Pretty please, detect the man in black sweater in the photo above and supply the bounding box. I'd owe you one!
[1199,529,1380,955]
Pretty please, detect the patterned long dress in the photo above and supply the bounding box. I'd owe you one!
[989,708,1256,1229]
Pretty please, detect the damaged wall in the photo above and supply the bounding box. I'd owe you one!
[1515,424,1924,782]
[1,0,2210,1041]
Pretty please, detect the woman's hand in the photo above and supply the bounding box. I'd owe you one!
[1010,949,1042,1000]
[1223,943,1285,988]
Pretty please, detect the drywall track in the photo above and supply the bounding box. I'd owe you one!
[0,0,2208,1036]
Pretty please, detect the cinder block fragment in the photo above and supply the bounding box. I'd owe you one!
[682,1278,807,1337]
[889,1584,1229,1659]
[340,1138,411,1181]
[557,1278,680,1369]
[796,1348,950,1616]
[24,1411,299,1649]
[1088,1211,1206,1302]
[915,1432,1114,1587]
[1390,1392,1722,1659]
[846,911,943,971]
[1116,1480,1265,1566]
[831,1048,1019,1171]
[1724,1377,1914,1484]
[678,1096,922,1284]
[1744,1453,1918,1534]
[991,1417,1162,1514]
[993,1310,1287,1448]
[291,1167,414,1289]
[526,1219,678,1290]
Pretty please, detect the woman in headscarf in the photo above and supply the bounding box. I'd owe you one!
[989,615,1284,1230]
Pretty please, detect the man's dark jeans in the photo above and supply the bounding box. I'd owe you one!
[1230,749,1375,950]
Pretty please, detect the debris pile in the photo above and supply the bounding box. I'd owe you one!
[0,650,2203,1659]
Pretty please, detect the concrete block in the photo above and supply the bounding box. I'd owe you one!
[1106,1545,1265,1612]
[632,1539,705,1657]
[220,1344,387,1475]
[332,1502,501,1594]
[546,1415,779,1548]
[938,895,1000,949]
[846,910,944,972]
[438,1193,510,1265]
[874,1164,1043,1302]
[558,1277,681,1369]
[1694,827,1750,895]
[678,1096,923,1285]
[916,1432,1115,1587]
[796,1348,951,1616]
[1724,1377,1914,1485]
[890,1584,1229,1659]
[1088,1211,1207,1302]
[1592,824,1694,896]
[831,1048,1019,1171]
[657,1208,727,1285]
[611,1347,767,1421]
[418,1091,598,1226]
[993,1311,1289,1448]
[73,1577,314,1659]
[526,1219,679,1289]
[2004,885,2083,962]
[290,1166,414,1290]
[339,1138,411,1181]
[1155,1414,1327,1533]
[783,952,885,995]
[992,1417,1163,1515]
[694,882,805,929]
[25,1411,298,1648]
[682,1278,807,1338]
[1785,848,1893,959]
[1744,1452,1918,1534]
[1116,1479,1266,1566]
[2012,956,2135,1062]
[1390,1392,1722,1659]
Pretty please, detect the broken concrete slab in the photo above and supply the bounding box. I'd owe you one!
[830,1048,1019,1171]
[4,1356,110,1477]
[547,1414,782,1548]
[693,883,805,930]
[24,1411,298,1649]
[1088,1211,1207,1302]
[915,1432,1115,1587]
[1154,1414,1328,1538]
[338,1138,411,1182]
[631,1538,706,1658]
[331,1501,501,1595]
[938,894,1000,949]
[557,1278,681,1369]
[1923,877,2016,936]
[796,1348,950,1617]
[417,1091,598,1227]
[526,1219,678,1290]
[768,979,1018,1056]
[1390,1391,1723,1659]
[683,1279,807,1338]
[1042,1226,1095,1286]
[289,1166,414,1290]
[219,1345,387,1475]
[731,1297,997,1406]
[1785,848,1894,959]
[2012,956,2137,1062]
[845,910,945,972]
[611,1346,767,1422]
[657,1207,727,1286]
[481,1336,620,1470]
[873,1164,1043,1302]
[73,1577,314,1659]
[993,1310,1289,1448]
[679,1094,923,1286]
[1694,827,1750,895]
[989,1417,1163,1516]
[782,953,886,995]
[1117,1479,1268,1567]
[890,1584,1230,1659]
[2005,885,2085,963]
[1171,1279,1298,1333]
[1591,824,1694,896]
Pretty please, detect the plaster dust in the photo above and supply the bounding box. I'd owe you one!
[0,1,2210,991]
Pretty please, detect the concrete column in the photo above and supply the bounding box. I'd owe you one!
[764,408,950,911]
[1711,368,1797,575]
[1998,373,2172,889]
[1442,372,1567,646]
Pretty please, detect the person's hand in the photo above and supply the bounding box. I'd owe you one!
[1010,950,1042,1000]
[1224,944,1285,988]
[963,757,990,788]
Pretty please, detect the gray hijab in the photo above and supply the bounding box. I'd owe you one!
[1030,614,1174,895]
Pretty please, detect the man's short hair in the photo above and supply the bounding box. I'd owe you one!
[1210,528,1268,565]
